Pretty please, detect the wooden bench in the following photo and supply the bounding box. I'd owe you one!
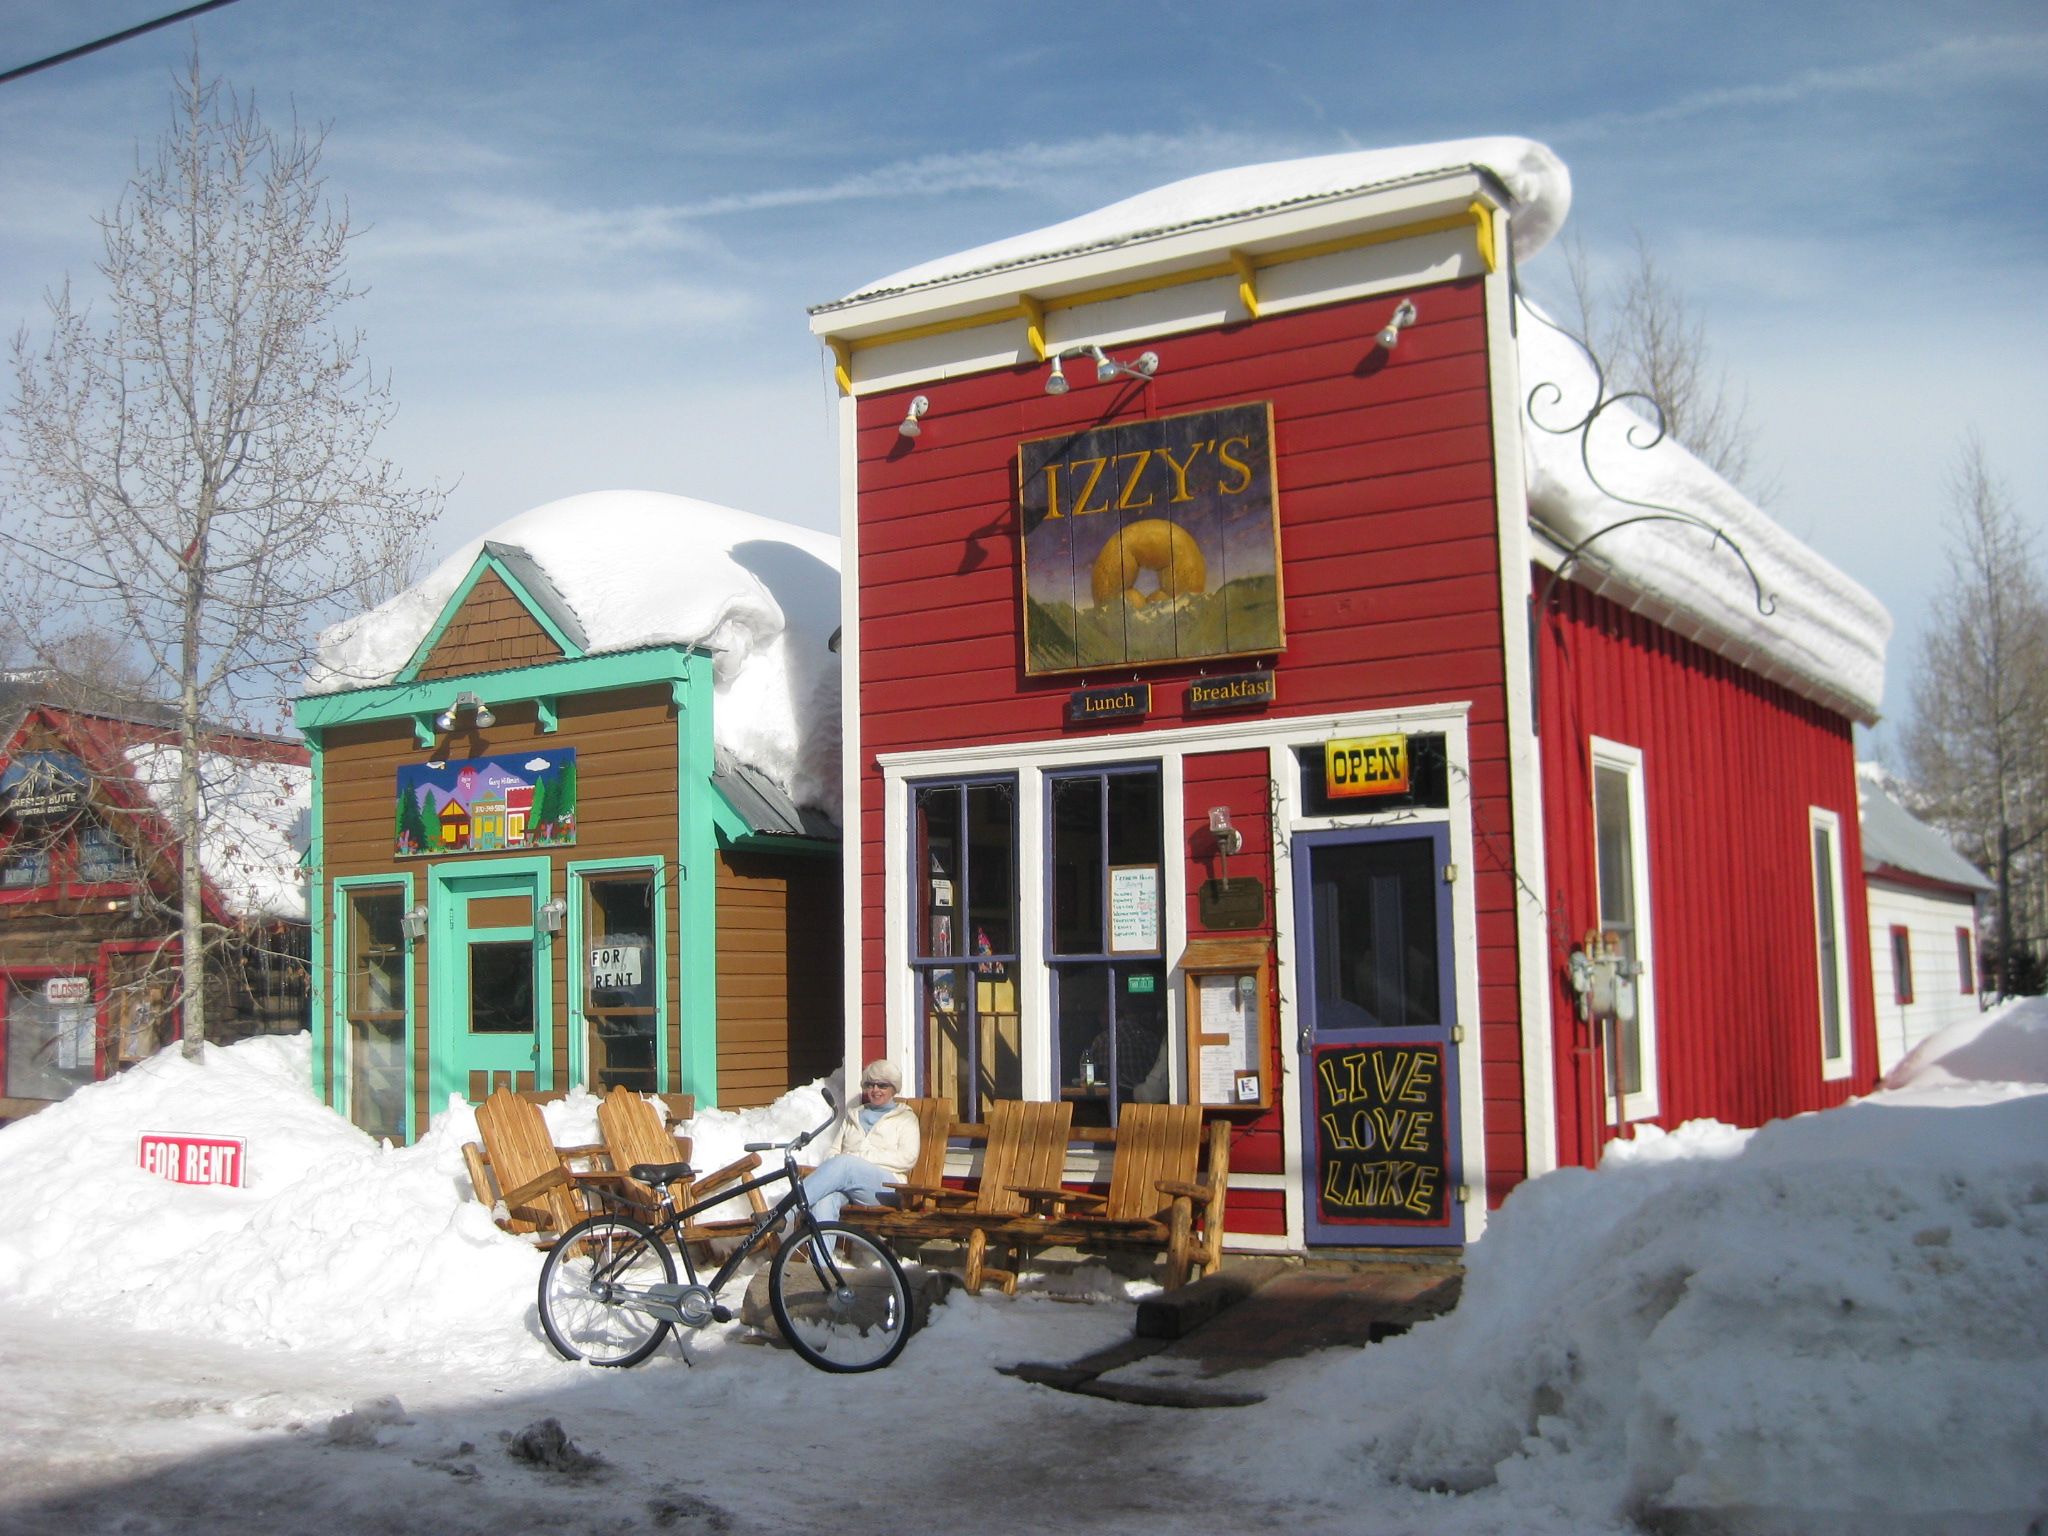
[846,1099,1073,1294]
[854,1102,1232,1293]
[1005,1103,1232,1292]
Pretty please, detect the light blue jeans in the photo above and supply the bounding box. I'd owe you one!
[802,1153,896,1223]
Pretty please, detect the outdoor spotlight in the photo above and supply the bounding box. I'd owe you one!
[434,706,457,733]
[439,691,491,732]
[400,904,429,943]
[1090,345,1159,383]
[539,896,567,934]
[898,395,929,438]
[473,702,497,729]
[1377,298,1418,351]
[1044,354,1069,394]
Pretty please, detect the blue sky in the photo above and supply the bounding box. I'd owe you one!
[2,1,2043,744]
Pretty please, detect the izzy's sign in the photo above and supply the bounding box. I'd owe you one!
[138,1133,247,1188]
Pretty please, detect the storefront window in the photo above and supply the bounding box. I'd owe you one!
[1048,767,1165,1125]
[1,842,51,890]
[5,976,96,1101]
[75,825,136,884]
[912,779,1018,1118]
[345,888,408,1140]
[582,873,658,1093]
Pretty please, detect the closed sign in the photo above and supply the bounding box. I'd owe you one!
[139,1133,247,1188]
[44,977,91,1004]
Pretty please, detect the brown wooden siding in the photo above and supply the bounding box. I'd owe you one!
[715,848,842,1109]
[318,686,681,1130]
[415,571,564,679]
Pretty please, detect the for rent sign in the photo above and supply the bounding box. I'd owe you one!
[139,1133,247,1188]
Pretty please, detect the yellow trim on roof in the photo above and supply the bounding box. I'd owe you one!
[1227,249,1260,319]
[824,204,1502,386]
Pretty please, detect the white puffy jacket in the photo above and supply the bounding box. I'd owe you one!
[827,1098,921,1181]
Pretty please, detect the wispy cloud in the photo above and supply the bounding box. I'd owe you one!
[1552,32,2048,142]
[659,128,1299,219]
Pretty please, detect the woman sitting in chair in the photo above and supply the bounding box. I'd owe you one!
[802,1060,921,1222]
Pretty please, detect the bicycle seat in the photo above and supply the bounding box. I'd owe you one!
[626,1161,693,1186]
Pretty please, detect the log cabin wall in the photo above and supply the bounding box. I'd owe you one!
[714,848,843,1108]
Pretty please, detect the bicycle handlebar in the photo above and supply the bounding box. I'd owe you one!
[740,1090,840,1157]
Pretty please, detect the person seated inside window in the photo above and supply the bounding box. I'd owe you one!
[801,1059,920,1222]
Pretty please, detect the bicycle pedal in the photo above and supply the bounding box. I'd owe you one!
[710,1305,733,1324]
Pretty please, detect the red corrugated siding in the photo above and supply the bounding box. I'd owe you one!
[1538,575,1880,1166]
[853,279,1530,1194]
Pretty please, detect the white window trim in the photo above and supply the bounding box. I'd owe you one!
[1810,806,1855,1080]
[1588,737,1660,1123]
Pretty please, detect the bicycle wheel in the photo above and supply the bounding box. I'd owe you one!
[538,1214,677,1367]
[768,1222,912,1374]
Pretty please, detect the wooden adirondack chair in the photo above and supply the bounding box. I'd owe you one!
[592,1085,766,1259]
[1004,1103,1231,1290]
[461,1087,617,1244]
[873,1099,1073,1295]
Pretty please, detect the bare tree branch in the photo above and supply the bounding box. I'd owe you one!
[4,54,439,1059]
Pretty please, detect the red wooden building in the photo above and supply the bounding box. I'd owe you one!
[807,137,1889,1251]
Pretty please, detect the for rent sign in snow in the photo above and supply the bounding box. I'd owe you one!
[139,1133,247,1188]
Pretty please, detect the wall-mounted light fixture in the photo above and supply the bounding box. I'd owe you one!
[434,691,495,733]
[897,395,929,438]
[1044,345,1160,394]
[400,904,430,942]
[539,896,567,934]
[1207,805,1243,858]
[1377,298,1419,352]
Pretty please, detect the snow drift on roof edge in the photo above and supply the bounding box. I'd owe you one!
[306,491,843,822]
[832,136,1570,305]
[1517,302,1889,719]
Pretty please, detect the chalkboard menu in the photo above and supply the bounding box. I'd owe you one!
[1310,1042,1451,1226]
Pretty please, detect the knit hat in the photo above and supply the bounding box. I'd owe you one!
[861,1059,902,1089]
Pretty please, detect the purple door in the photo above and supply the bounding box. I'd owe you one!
[1294,826,1463,1247]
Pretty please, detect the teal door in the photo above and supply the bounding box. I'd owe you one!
[430,860,552,1103]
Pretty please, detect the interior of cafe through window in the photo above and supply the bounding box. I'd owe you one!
[914,779,1018,1118]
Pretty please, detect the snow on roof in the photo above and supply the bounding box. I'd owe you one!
[125,744,310,921]
[1519,301,1891,721]
[821,136,1571,309]
[307,491,842,822]
[1856,763,1992,893]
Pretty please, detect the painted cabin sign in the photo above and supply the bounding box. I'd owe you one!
[394,749,577,857]
[1017,402,1284,675]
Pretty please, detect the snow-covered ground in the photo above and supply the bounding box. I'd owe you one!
[0,1008,2043,1534]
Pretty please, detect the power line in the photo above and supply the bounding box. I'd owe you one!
[0,0,251,88]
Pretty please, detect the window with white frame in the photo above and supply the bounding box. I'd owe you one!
[1809,808,1854,1078]
[1590,738,1659,1121]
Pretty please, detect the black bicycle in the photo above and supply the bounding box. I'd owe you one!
[536,1092,913,1374]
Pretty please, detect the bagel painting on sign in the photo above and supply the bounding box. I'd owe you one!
[1017,402,1284,676]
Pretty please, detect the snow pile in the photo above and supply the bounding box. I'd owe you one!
[1246,1095,2048,1532]
[0,1035,541,1365]
[1882,994,2048,1103]
[307,491,842,820]
[1518,300,1891,721]
[828,136,1570,306]
[124,745,311,920]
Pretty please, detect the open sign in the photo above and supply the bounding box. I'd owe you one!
[139,1133,247,1188]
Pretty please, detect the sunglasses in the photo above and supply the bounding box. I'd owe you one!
[860,1080,895,1090]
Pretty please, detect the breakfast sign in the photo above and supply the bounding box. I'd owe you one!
[1017,403,1284,675]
